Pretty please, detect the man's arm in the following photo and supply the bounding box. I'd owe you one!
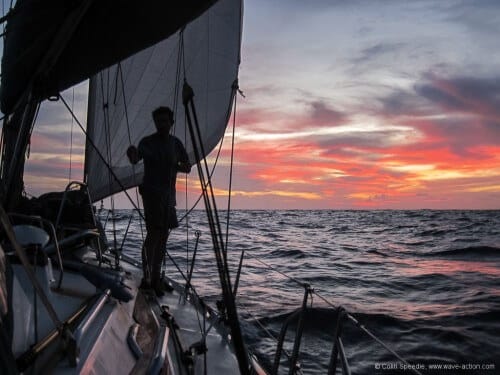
[127,145,141,165]
[176,138,191,173]
[177,160,191,173]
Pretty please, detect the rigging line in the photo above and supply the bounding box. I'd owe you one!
[241,257,422,375]
[118,62,145,242]
[187,98,230,292]
[0,119,4,168]
[244,252,307,288]
[238,301,294,362]
[202,11,231,261]
[162,248,204,333]
[181,28,187,81]
[225,86,238,249]
[346,314,423,375]
[185,94,250,375]
[69,88,74,182]
[112,63,120,105]
[1,0,4,33]
[100,73,118,258]
[59,94,145,221]
[248,249,421,375]
[173,34,228,226]
[187,95,229,270]
[177,128,226,223]
[184,166,189,276]
[243,251,428,373]
[184,95,229,307]
[175,30,190,277]
[147,256,203,338]
[173,29,184,120]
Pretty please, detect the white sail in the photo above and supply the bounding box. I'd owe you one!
[85,0,242,202]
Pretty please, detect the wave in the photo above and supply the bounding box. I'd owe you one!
[417,228,453,237]
[426,245,500,259]
[366,248,388,257]
[395,239,432,247]
[269,248,306,259]
[457,308,500,323]
[257,308,411,333]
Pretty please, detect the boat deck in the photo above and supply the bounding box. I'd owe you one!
[7,248,250,374]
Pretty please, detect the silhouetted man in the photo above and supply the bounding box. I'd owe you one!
[127,106,191,296]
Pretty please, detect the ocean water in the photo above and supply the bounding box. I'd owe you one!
[102,209,500,374]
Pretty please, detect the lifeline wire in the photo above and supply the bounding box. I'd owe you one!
[242,251,423,375]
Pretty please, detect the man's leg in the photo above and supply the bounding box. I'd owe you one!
[141,242,150,286]
[142,228,162,287]
[150,229,168,289]
[141,189,163,288]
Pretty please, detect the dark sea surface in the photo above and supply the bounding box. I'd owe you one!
[103,209,500,374]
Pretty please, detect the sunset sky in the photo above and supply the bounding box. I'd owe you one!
[15,1,500,209]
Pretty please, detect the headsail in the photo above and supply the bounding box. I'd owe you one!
[84,0,242,202]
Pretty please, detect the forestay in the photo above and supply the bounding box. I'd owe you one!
[84,0,242,202]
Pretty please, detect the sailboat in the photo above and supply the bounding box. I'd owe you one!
[0,0,271,373]
[0,0,432,374]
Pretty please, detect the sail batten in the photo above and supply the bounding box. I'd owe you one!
[84,0,242,202]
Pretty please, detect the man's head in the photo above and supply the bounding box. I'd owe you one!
[152,106,174,133]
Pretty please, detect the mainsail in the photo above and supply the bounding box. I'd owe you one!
[0,0,219,115]
[84,0,243,202]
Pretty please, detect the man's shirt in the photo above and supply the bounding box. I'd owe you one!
[138,133,189,206]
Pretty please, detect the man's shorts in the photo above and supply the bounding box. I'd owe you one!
[141,187,179,231]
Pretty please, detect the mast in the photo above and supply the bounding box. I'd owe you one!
[0,0,95,209]
[0,94,39,210]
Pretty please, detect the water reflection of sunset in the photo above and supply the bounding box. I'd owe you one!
[392,257,500,278]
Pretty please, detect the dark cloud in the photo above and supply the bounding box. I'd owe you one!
[446,0,500,35]
[416,84,465,111]
[378,89,428,117]
[377,74,500,120]
[351,42,406,65]
[317,129,411,152]
[25,157,80,179]
[415,76,500,115]
[272,0,359,12]
[29,131,85,155]
[308,100,345,126]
